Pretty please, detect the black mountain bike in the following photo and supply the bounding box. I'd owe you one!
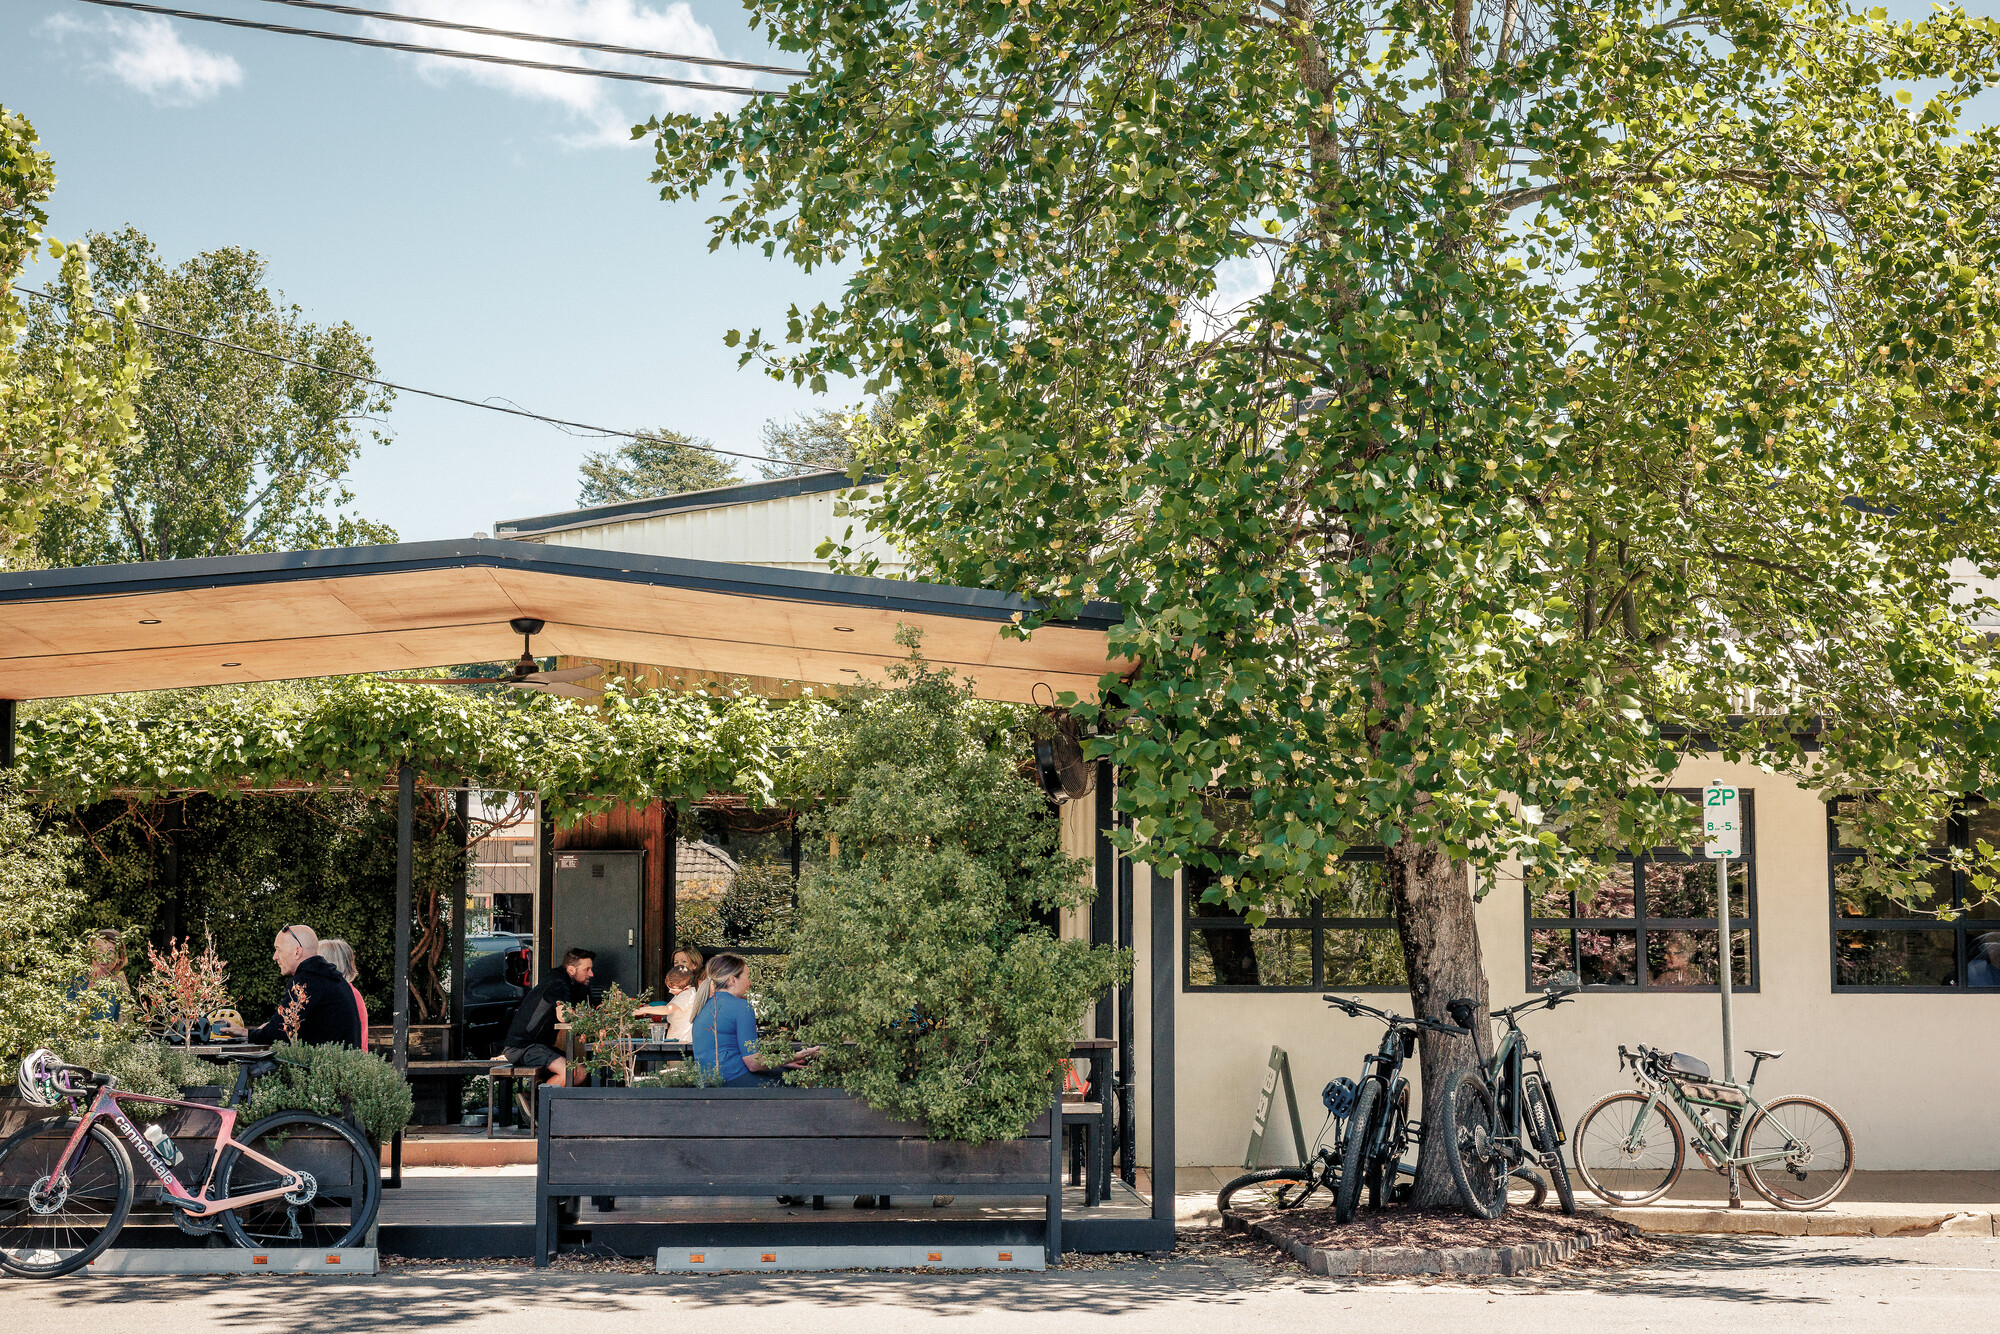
[1437,983,1579,1218]
[1323,995,1473,1223]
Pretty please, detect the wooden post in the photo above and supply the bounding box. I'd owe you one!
[394,763,413,1076]
[450,786,469,1062]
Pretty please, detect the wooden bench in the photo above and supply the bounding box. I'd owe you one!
[532,1084,1064,1264]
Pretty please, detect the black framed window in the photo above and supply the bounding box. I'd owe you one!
[1526,789,1757,992]
[1829,797,2000,991]
[1183,854,1407,992]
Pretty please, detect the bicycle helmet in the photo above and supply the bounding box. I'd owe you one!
[1322,1075,1358,1119]
[16,1048,68,1106]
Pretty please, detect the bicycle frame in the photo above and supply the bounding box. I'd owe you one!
[1354,1022,1417,1176]
[48,1085,305,1219]
[1618,1059,1791,1173]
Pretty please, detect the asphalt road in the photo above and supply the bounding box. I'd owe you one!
[3,1236,1995,1332]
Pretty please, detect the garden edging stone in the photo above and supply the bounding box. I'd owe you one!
[1221,1209,1627,1276]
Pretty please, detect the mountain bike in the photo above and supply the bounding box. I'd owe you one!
[1320,995,1478,1223]
[0,1048,381,1277]
[1436,984,1580,1219]
[1572,1042,1854,1209]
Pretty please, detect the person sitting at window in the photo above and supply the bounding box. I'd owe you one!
[689,953,818,1088]
[218,925,363,1048]
[1970,931,2000,988]
[503,948,595,1086]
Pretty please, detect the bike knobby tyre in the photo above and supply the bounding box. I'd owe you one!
[217,1112,381,1250]
[1368,1083,1410,1210]
[1524,1077,1577,1215]
[1333,1079,1379,1224]
[0,1117,134,1278]
[1440,1068,1507,1219]
[1571,1090,1685,1206]
[1740,1095,1855,1211]
[1217,1167,1316,1215]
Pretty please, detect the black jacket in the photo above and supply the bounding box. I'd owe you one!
[505,969,588,1052]
[246,956,364,1048]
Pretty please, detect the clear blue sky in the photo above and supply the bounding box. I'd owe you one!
[2,0,1993,544]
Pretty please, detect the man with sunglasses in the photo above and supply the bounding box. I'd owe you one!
[218,924,363,1048]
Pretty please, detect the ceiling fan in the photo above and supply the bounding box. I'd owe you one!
[400,618,604,700]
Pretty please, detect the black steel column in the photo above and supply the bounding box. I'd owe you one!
[535,794,555,979]
[393,763,413,1076]
[664,806,679,963]
[450,787,469,1062]
[0,698,14,769]
[1118,803,1136,1185]
[1091,765,1114,1044]
[1149,861,1176,1229]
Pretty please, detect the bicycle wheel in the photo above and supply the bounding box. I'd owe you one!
[0,1118,133,1278]
[1333,1079,1378,1224]
[1740,1096,1855,1211]
[1572,1091,1685,1205]
[1217,1167,1317,1214]
[1524,1077,1576,1215]
[217,1113,380,1250]
[1507,1167,1548,1210]
[1367,1083,1409,1210]
[1440,1068,1506,1219]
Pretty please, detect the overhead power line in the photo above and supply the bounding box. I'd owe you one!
[247,0,809,76]
[12,284,803,472]
[64,0,789,97]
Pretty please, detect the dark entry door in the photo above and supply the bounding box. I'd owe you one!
[553,850,643,999]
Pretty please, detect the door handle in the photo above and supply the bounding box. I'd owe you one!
[628,929,634,946]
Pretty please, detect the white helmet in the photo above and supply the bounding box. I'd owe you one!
[16,1048,70,1106]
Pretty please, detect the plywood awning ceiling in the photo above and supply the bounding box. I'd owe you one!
[0,540,1127,703]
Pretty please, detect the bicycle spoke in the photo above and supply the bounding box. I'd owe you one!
[1573,1092,1682,1204]
[219,1114,379,1250]
[1742,1097,1854,1209]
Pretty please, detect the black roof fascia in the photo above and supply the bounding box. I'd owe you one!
[493,471,881,537]
[0,539,1125,633]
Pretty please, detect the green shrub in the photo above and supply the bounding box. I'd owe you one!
[0,772,101,1061]
[630,1057,716,1088]
[776,635,1130,1142]
[54,1039,229,1122]
[239,1040,412,1143]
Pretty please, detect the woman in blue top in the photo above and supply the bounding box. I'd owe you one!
[690,953,819,1087]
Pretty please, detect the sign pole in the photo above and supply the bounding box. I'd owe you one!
[1705,780,1742,1209]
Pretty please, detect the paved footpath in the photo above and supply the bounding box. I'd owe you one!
[4,1236,1996,1334]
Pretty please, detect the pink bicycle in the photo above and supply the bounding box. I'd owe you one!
[0,1048,380,1277]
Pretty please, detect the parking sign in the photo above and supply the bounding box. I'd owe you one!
[1704,782,1740,859]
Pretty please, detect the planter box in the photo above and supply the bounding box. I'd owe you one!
[533,1085,1062,1265]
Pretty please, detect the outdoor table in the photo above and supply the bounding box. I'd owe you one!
[1067,1038,1115,1207]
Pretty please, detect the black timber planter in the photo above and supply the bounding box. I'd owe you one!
[533,1084,1063,1265]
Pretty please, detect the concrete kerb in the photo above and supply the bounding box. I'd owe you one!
[1220,1211,1624,1277]
[1587,1204,1999,1238]
[86,1249,378,1276]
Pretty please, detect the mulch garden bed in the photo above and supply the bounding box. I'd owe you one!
[1224,1204,1683,1278]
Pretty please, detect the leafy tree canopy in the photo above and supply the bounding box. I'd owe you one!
[0,107,149,560]
[0,771,101,1059]
[26,226,393,564]
[578,428,740,504]
[757,396,895,477]
[646,0,2000,1195]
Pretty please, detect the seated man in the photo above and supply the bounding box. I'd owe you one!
[218,924,363,1048]
[503,948,594,1086]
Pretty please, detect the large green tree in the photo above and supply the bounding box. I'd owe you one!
[648,0,2000,1200]
[0,107,149,561]
[27,227,393,565]
[578,428,739,503]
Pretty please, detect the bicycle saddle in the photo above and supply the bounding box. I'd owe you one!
[1745,1048,1784,1060]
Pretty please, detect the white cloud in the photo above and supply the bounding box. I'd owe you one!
[361,0,752,146]
[42,13,244,106]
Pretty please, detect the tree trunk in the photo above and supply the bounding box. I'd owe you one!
[1387,839,1491,1208]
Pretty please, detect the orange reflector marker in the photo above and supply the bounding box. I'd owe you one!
[998,1252,1013,1261]
[927,1252,942,1262]
[326,1254,341,1264]
[761,1253,776,1263]
[690,1254,705,1263]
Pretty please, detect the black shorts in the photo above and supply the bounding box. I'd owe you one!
[504,1044,565,1072]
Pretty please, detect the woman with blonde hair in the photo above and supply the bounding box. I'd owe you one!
[690,953,818,1088]
[317,938,369,1047]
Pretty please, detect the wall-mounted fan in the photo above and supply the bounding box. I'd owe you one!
[1031,685,1094,803]
[401,618,603,700]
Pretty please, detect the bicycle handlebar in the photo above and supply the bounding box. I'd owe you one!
[1323,995,1470,1038]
